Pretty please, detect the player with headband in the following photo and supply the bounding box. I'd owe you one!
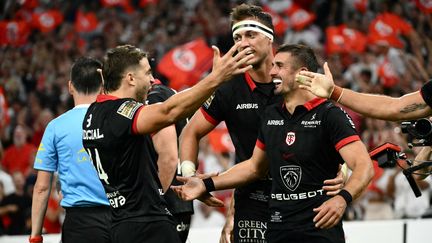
[179,4,344,243]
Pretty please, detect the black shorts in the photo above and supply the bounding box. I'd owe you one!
[266,224,345,243]
[111,220,181,243]
[62,206,111,243]
[172,213,192,243]
[233,209,268,243]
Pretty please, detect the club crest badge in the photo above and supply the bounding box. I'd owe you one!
[285,131,296,146]
[280,165,301,191]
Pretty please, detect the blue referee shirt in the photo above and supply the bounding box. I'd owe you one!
[34,104,109,207]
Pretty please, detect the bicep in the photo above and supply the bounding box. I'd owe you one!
[135,103,173,134]
[338,140,370,170]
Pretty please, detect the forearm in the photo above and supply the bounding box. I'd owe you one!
[414,146,432,180]
[31,171,54,236]
[31,176,53,236]
[179,127,201,165]
[139,72,223,134]
[213,159,266,191]
[337,88,430,121]
[157,155,178,192]
[342,161,374,201]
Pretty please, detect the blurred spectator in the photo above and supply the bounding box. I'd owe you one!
[1,125,36,176]
[0,171,32,235]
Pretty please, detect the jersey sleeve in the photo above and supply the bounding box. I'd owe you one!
[420,80,432,109]
[34,121,58,172]
[200,89,224,126]
[110,100,144,136]
[324,106,360,151]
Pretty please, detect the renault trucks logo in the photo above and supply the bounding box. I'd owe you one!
[280,165,301,191]
[285,132,295,146]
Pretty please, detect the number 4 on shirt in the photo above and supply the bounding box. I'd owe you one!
[86,148,110,184]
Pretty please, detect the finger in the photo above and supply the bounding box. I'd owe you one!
[233,65,253,75]
[323,62,333,78]
[295,74,311,85]
[176,176,188,183]
[323,177,344,185]
[298,70,316,78]
[320,214,337,229]
[315,210,332,228]
[298,84,311,90]
[324,188,341,196]
[212,45,221,63]
[312,205,325,222]
[225,42,242,57]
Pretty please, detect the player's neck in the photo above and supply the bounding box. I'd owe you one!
[283,89,316,114]
[73,93,99,106]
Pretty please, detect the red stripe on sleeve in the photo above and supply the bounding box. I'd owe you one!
[132,105,144,135]
[335,135,360,151]
[200,107,219,126]
[256,139,266,150]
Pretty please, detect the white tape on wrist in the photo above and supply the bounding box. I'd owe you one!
[180,160,196,177]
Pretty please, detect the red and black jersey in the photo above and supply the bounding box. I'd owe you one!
[420,80,432,108]
[82,94,172,226]
[201,73,282,216]
[147,84,193,215]
[257,98,359,230]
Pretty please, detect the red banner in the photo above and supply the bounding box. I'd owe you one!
[285,4,315,31]
[415,0,432,14]
[32,10,64,33]
[75,10,99,33]
[326,25,366,54]
[0,21,30,46]
[157,38,213,91]
[368,13,413,48]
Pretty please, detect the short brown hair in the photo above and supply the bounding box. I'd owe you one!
[102,45,148,92]
[230,4,274,33]
[276,44,319,72]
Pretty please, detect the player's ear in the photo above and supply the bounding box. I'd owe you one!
[126,72,135,86]
[68,80,74,95]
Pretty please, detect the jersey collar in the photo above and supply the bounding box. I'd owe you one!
[281,97,327,112]
[304,98,326,111]
[244,72,257,91]
[96,94,119,103]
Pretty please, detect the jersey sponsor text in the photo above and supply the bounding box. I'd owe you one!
[236,103,258,110]
[271,189,325,201]
[83,128,104,140]
[267,119,284,125]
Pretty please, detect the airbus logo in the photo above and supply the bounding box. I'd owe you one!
[267,120,284,125]
[236,103,258,110]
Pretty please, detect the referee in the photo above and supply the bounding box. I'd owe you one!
[31,57,110,243]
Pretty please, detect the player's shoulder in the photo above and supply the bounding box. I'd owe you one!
[217,74,247,93]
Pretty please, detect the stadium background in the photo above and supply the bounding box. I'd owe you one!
[0,0,432,241]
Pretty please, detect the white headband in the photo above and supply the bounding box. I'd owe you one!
[232,20,274,42]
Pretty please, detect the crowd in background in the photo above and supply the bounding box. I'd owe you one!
[0,0,432,235]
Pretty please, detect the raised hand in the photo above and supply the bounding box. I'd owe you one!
[211,42,254,82]
[296,62,335,98]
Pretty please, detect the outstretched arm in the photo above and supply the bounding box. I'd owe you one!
[296,62,432,121]
[136,43,253,134]
[172,145,269,201]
